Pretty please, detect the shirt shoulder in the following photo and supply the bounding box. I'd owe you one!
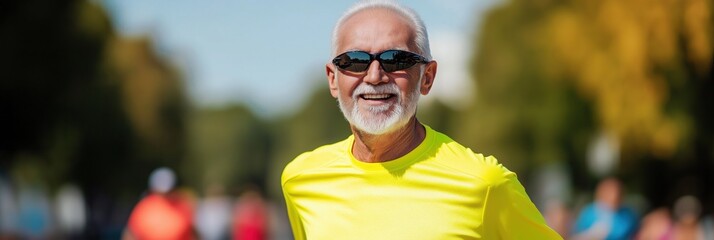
[428,128,514,187]
[281,136,352,185]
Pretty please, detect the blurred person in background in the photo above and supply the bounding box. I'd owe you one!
[232,185,268,240]
[15,177,53,239]
[572,177,638,240]
[194,184,233,240]
[16,188,52,239]
[637,195,712,240]
[544,199,573,238]
[669,195,707,240]
[280,0,561,239]
[701,215,714,240]
[0,174,19,238]
[54,183,87,239]
[123,167,196,240]
[635,207,673,240]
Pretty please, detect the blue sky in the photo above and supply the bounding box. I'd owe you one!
[100,0,498,118]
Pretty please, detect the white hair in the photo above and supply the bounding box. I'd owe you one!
[331,0,431,60]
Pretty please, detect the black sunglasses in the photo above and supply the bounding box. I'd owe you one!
[332,50,429,73]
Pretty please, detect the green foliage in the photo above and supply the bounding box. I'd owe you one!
[1,0,187,198]
[183,83,350,199]
[459,0,714,200]
[185,105,273,195]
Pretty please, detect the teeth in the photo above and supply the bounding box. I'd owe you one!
[362,94,391,100]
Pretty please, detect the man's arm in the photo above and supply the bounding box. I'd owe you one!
[282,193,306,240]
[482,171,563,240]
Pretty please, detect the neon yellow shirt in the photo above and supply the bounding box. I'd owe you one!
[281,125,562,240]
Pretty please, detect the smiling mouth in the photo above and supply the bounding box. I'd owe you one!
[360,93,396,100]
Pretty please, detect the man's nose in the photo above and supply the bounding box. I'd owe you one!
[362,60,388,85]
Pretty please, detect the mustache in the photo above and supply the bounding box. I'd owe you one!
[352,83,400,98]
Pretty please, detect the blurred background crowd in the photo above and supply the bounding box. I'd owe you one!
[1,0,713,239]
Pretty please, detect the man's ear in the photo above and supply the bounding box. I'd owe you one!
[327,63,339,98]
[420,61,437,95]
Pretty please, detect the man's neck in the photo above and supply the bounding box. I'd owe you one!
[351,117,426,163]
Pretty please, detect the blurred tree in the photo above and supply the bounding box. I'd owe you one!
[0,0,187,200]
[461,0,713,206]
[538,0,712,161]
[454,1,596,177]
[107,37,187,166]
[185,105,273,195]
[417,100,459,135]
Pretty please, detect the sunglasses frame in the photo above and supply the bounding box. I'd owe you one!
[332,49,430,73]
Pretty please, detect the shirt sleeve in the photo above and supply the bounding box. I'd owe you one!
[283,191,306,240]
[482,171,563,240]
[572,204,596,235]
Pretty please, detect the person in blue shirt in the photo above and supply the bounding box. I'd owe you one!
[572,177,639,240]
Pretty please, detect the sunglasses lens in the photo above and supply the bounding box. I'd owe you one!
[334,52,371,72]
[380,50,417,72]
[332,50,425,72]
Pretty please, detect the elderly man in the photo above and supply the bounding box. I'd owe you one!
[281,0,562,239]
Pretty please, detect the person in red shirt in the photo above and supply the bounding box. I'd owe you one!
[232,186,268,240]
[123,167,196,240]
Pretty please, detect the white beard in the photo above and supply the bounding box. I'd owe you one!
[337,77,421,135]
